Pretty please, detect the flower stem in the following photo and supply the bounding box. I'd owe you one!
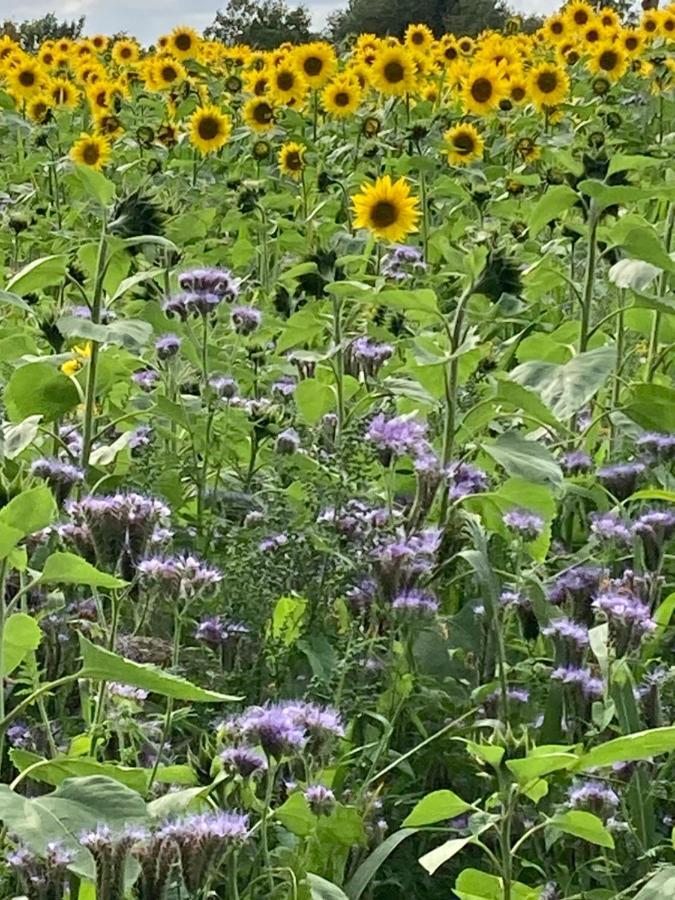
[80,213,108,471]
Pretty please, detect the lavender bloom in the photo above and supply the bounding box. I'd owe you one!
[31,457,84,504]
[549,566,603,609]
[560,450,592,475]
[392,589,439,620]
[597,462,645,500]
[503,509,545,541]
[70,304,92,318]
[220,746,267,777]
[483,686,529,716]
[590,512,632,546]
[567,780,620,818]
[7,841,74,899]
[345,336,394,378]
[131,827,178,900]
[366,413,428,464]
[372,527,441,600]
[542,617,590,649]
[551,665,604,698]
[346,578,378,614]
[231,306,262,335]
[635,431,675,462]
[178,267,239,300]
[305,785,336,816]
[275,428,300,455]
[272,375,297,397]
[138,554,222,600]
[133,369,159,392]
[259,533,288,553]
[195,616,228,646]
[209,374,238,399]
[109,682,149,702]
[592,588,656,651]
[234,705,307,758]
[381,244,427,282]
[633,510,675,567]
[59,424,83,456]
[155,333,181,360]
[129,426,153,451]
[81,824,144,900]
[159,812,249,894]
[6,721,35,750]
[446,461,490,501]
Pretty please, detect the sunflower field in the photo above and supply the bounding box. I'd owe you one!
[0,1,674,898]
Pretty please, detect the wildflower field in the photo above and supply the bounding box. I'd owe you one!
[0,2,674,898]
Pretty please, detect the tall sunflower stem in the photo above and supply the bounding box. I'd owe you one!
[80,213,108,472]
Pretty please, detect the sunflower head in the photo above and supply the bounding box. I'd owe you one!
[70,132,111,170]
[112,39,140,66]
[294,42,336,88]
[253,139,272,160]
[462,62,507,115]
[405,23,434,51]
[189,105,232,155]
[444,122,484,166]
[370,45,416,97]
[243,97,276,132]
[322,75,362,118]
[27,94,53,124]
[589,41,628,81]
[527,62,570,111]
[279,141,306,180]
[170,26,201,59]
[352,174,420,243]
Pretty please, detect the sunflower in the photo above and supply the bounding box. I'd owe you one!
[599,7,620,30]
[438,36,460,66]
[293,42,336,88]
[94,111,124,139]
[112,39,140,66]
[461,62,507,115]
[169,26,201,60]
[150,56,186,90]
[91,35,108,53]
[243,96,276,131]
[507,76,528,105]
[640,10,660,39]
[457,36,475,56]
[527,62,570,111]
[515,137,541,163]
[279,141,306,180]
[588,41,629,81]
[370,45,417,96]
[49,77,80,108]
[38,46,57,68]
[244,71,270,96]
[405,23,434,52]
[61,343,92,377]
[444,123,484,166]
[26,94,52,124]
[322,75,362,117]
[7,58,45,100]
[659,10,675,38]
[619,29,644,56]
[565,0,594,31]
[268,62,307,105]
[70,132,111,170]
[189,105,232,155]
[352,175,420,243]
[544,16,568,43]
[582,23,602,45]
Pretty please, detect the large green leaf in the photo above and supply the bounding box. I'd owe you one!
[269,595,307,646]
[403,789,471,827]
[510,346,616,421]
[4,363,80,422]
[633,867,675,899]
[275,792,315,837]
[39,552,128,589]
[454,868,540,900]
[624,384,675,432]
[0,486,58,538]
[345,829,418,899]
[550,810,615,849]
[507,752,578,783]
[482,433,562,487]
[575,726,675,770]
[2,613,42,676]
[418,837,476,876]
[528,185,578,237]
[308,874,350,900]
[5,254,68,295]
[295,379,335,424]
[78,634,239,702]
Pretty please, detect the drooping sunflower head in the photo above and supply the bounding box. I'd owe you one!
[189,104,232,155]
[461,62,507,115]
[278,141,306,180]
[169,26,201,60]
[322,75,363,118]
[370,45,416,97]
[293,42,337,88]
[588,41,629,82]
[515,137,540,163]
[352,174,420,243]
[527,62,570,111]
[444,122,484,166]
[405,23,434,52]
[70,132,112,171]
[94,111,124,139]
[243,97,276,132]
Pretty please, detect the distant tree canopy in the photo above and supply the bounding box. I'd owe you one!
[0,12,84,51]
[327,0,542,42]
[205,0,313,48]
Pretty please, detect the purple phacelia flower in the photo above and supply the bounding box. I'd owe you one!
[275,428,300,455]
[542,617,590,648]
[221,746,267,777]
[560,450,592,475]
[597,462,645,500]
[272,375,296,397]
[590,512,632,545]
[138,554,222,599]
[567,780,620,818]
[178,267,239,301]
[155,333,181,360]
[133,369,159,392]
[503,509,545,541]
[305,784,336,816]
[346,336,394,378]
[208,374,238,399]
[129,426,153,451]
[392,589,439,619]
[635,431,675,462]
[259,533,288,552]
[446,461,490,501]
[551,665,604,698]
[231,306,262,335]
[366,413,429,463]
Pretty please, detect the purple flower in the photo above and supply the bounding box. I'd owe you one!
[235,705,307,757]
[366,413,428,463]
[542,617,590,648]
[635,431,675,462]
[632,510,675,563]
[305,784,336,816]
[195,616,228,646]
[560,450,592,475]
[346,337,394,378]
[70,304,92,319]
[178,267,239,300]
[133,369,159,392]
[592,589,655,637]
[392,589,439,619]
[484,687,530,714]
[597,462,645,500]
[272,375,297,397]
[31,457,84,503]
[6,721,35,750]
[231,306,262,335]
[138,554,222,599]
[259,533,288,553]
[446,461,490,501]
[381,244,427,282]
[549,566,603,607]
[209,374,238,399]
[346,578,378,614]
[129,426,153,451]
[551,665,604,698]
[59,424,83,456]
[221,746,267,777]
[109,682,148,702]
[155,333,181,360]
[503,509,545,541]
[590,512,632,545]
[275,428,300,455]
[567,780,620,818]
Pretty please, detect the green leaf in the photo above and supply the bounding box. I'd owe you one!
[550,810,615,849]
[269,595,307,646]
[295,379,335,424]
[9,750,148,793]
[3,415,42,459]
[528,185,578,237]
[483,432,562,487]
[275,792,315,837]
[464,741,505,769]
[0,486,58,538]
[78,634,239,703]
[624,384,675,432]
[495,379,562,430]
[39,552,128,589]
[345,829,418,900]
[454,868,540,900]
[618,227,675,274]
[4,363,80,422]
[0,289,32,312]
[507,752,577,783]
[609,258,661,292]
[308,874,349,900]
[0,523,24,560]
[376,288,440,321]
[72,164,115,207]
[316,804,366,847]
[510,347,616,421]
[5,254,68,295]
[579,180,649,211]
[633,867,675,899]
[419,837,475,875]
[2,613,41,676]
[576,726,675,770]
[403,789,471,827]
[147,786,211,818]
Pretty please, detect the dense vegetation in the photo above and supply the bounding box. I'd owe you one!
[0,3,674,898]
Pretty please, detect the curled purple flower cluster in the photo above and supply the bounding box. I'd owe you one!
[138,553,222,599]
[381,244,427,282]
[227,700,344,759]
[345,336,394,378]
[366,413,429,464]
[164,267,239,320]
[503,508,545,541]
[566,780,620,818]
[446,461,490,501]
[551,665,604,698]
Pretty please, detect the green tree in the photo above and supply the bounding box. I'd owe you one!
[205,0,313,48]
[0,12,84,51]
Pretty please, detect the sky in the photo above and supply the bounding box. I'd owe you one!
[6,0,560,45]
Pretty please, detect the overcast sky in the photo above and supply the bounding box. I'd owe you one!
[8,0,560,44]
